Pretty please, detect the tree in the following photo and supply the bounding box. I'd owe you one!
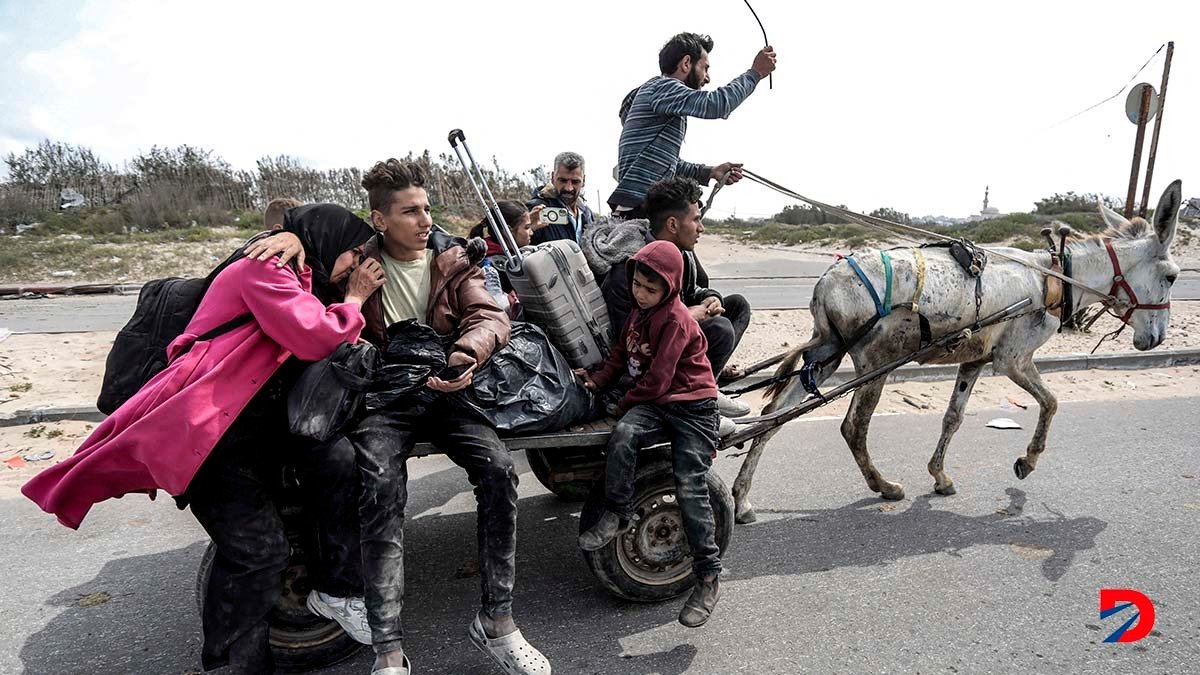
[1034,191,1117,215]
[869,207,911,225]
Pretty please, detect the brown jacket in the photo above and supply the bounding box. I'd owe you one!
[361,229,510,367]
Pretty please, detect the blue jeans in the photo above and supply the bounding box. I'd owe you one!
[604,399,722,577]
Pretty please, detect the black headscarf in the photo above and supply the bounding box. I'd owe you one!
[282,204,376,303]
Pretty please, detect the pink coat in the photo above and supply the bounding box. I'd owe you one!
[21,258,365,529]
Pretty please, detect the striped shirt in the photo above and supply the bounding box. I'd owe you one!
[608,69,762,209]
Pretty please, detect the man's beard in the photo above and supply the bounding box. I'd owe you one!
[558,189,578,205]
[686,68,704,90]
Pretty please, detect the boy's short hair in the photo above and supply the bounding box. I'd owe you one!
[644,177,704,234]
[264,197,303,230]
[633,260,667,289]
[361,159,427,213]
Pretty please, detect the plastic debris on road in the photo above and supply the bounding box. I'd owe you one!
[986,417,1023,430]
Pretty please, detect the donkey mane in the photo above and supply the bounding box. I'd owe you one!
[1066,217,1151,250]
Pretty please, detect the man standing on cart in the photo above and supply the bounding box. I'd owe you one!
[607,31,777,218]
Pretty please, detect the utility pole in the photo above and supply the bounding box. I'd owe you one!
[1139,41,1174,218]
[1124,85,1152,220]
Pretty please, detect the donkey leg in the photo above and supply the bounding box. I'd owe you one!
[732,377,807,524]
[732,427,782,524]
[841,379,904,500]
[733,340,845,524]
[927,360,986,496]
[1003,362,1058,480]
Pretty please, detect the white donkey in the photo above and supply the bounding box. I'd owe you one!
[731,180,1183,524]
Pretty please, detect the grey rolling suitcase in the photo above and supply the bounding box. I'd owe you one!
[448,129,612,368]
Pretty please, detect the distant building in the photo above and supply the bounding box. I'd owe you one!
[968,185,1003,222]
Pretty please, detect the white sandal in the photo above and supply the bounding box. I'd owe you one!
[371,653,412,675]
[467,616,552,675]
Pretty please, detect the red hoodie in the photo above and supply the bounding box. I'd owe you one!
[590,240,718,413]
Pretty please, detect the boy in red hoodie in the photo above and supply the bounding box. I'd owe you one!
[574,239,723,627]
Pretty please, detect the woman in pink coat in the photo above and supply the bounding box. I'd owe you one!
[22,204,386,674]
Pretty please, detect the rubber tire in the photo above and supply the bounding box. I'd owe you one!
[579,459,734,602]
[526,447,599,502]
[195,542,364,673]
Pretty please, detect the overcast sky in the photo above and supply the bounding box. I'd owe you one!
[0,0,1195,219]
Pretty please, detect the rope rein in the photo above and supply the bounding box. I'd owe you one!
[738,169,1126,307]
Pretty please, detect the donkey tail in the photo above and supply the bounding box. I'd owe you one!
[764,298,844,402]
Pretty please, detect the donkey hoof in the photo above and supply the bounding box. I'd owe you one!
[879,482,905,501]
[1013,458,1033,480]
[934,482,957,496]
[735,507,758,525]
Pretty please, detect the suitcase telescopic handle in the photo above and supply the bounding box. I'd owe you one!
[445,128,524,266]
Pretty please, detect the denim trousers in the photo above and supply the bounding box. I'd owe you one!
[348,400,518,655]
[604,398,722,577]
[187,372,363,674]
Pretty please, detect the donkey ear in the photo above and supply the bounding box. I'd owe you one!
[1153,179,1182,246]
[1098,200,1129,230]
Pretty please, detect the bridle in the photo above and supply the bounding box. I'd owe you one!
[1100,240,1170,325]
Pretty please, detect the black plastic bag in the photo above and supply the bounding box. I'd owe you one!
[453,322,594,434]
[365,320,450,412]
[288,342,380,442]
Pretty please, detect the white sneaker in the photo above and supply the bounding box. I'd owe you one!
[719,416,738,438]
[717,394,751,418]
[306,590,372,645]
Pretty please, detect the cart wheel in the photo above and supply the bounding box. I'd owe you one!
[579,460,734,602]
[196,542,364,672]
[526,448,602,502]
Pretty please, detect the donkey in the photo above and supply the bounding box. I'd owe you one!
[731,180,1183,524]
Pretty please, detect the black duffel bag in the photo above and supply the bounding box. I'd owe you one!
[288,342,380,442]
[453,322,594,434]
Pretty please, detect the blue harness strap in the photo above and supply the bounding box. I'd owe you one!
[846,253,892,318]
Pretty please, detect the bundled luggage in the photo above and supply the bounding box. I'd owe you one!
[447,129,612,369]
[453,322,595,434]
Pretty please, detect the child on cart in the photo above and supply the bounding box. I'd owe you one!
[573,239,723,627]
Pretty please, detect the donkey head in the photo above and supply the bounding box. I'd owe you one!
[1097,180,1182,350]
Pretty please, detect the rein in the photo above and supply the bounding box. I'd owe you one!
[738,168,1160,322]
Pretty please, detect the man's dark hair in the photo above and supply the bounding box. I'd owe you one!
[644,177,704,234]
[361,159,426,212]
[633,260,667,289]
[658,32,713,74]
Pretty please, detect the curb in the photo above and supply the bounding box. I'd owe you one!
[0,283,142,298]
[4,348,1200,429]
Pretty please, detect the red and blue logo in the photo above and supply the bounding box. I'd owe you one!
[1099,589,1155,643]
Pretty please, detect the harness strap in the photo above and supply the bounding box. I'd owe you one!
[880,251,893,315]
[1059,251,1075,331]
[910,249,926,313]
[1105,240,1170,324]
[845,255,885,318]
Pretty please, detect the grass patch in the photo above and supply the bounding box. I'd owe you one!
[9,382,33,392]
[707,222,878,247]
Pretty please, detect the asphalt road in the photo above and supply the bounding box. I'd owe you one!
[2,397,1197,674]
[4,264,1200,333]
